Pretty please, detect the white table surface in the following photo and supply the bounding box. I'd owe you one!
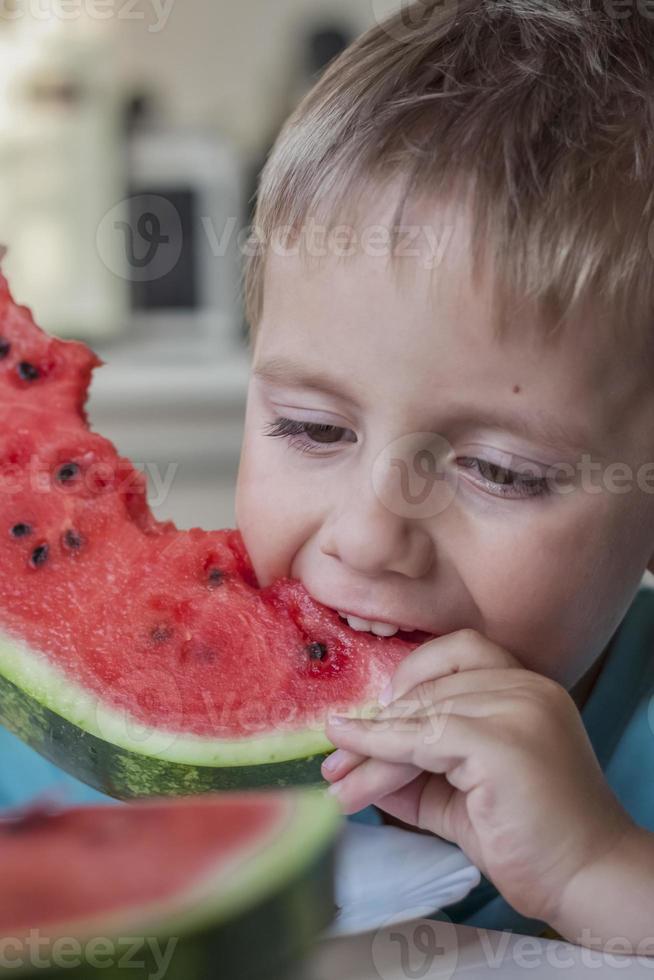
[302,917,654,977]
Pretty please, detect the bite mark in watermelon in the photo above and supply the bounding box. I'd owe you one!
[0,788,340,979]
[0,268,428,797]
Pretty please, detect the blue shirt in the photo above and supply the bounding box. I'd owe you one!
[2,585,653,936]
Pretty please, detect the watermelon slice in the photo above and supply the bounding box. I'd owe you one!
[0,267,429,798]
[0,787,341,979]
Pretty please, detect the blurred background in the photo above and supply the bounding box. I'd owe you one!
[0,0,401,529]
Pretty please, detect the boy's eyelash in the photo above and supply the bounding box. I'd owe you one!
[263,417,552,498]
[457,456,551,498]
[263,417,353,451]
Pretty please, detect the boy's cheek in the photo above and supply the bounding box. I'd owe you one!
[235,473,268,578]
[235,449,266,566]
[235,451,296,586]
[235,509,277,587]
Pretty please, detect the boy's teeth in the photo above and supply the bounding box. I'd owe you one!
[338,612,399,637]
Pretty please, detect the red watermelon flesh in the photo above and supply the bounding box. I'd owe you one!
[0,796,283,931]
[0,270,428,741]
[0,788,340,962]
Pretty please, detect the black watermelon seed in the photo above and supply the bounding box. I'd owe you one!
[0,338,10,360]
[207,567,224,587]
[181,640,217,663]
[307,642,328,661]
[10,523,32,538]
[17,361,40,382]
[194,646,217,663]
[62,529,84,551]
[30,544,49,568]
[56,462,80,484]
[151,625,173,643]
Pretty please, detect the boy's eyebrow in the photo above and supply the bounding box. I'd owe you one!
[253,356,363,407]
[450,408,596,457]
[253,355,596,456]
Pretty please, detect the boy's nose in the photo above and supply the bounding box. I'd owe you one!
[319,497,434,579]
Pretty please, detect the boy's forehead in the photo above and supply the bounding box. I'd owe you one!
[263,195,583,370]
[263,183,523,354]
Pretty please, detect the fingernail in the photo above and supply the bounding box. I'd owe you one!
[327,715,347,726]
[378,683,393,708]
[322,749,346,772]
[327,780,343,796]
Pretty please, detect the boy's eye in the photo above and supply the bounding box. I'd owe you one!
[458,456,551,498]
[263,417,356,448]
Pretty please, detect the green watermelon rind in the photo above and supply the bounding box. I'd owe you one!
[0,789,343,980]
[0,627,380,796]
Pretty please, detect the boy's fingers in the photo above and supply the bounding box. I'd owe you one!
[379,687,529,725]
[321,748,367,780]
[374,770,461,843]
[328,757,422,814]
[383,629,522,706]
[326,710,476,775]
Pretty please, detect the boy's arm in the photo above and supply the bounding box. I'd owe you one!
[550,823,654,955]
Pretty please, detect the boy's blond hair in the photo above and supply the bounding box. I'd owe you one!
[243,0,654,359]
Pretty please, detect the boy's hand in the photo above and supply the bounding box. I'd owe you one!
[322,630,636,925]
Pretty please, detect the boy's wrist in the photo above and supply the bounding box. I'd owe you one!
[550,822,654,955]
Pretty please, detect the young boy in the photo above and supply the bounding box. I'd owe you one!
[3,0,654,954]
[234,0,654,952]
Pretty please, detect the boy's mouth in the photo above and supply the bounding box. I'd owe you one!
[336,609,435,645]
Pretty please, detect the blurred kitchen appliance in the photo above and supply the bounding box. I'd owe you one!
[121,128,245,361]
